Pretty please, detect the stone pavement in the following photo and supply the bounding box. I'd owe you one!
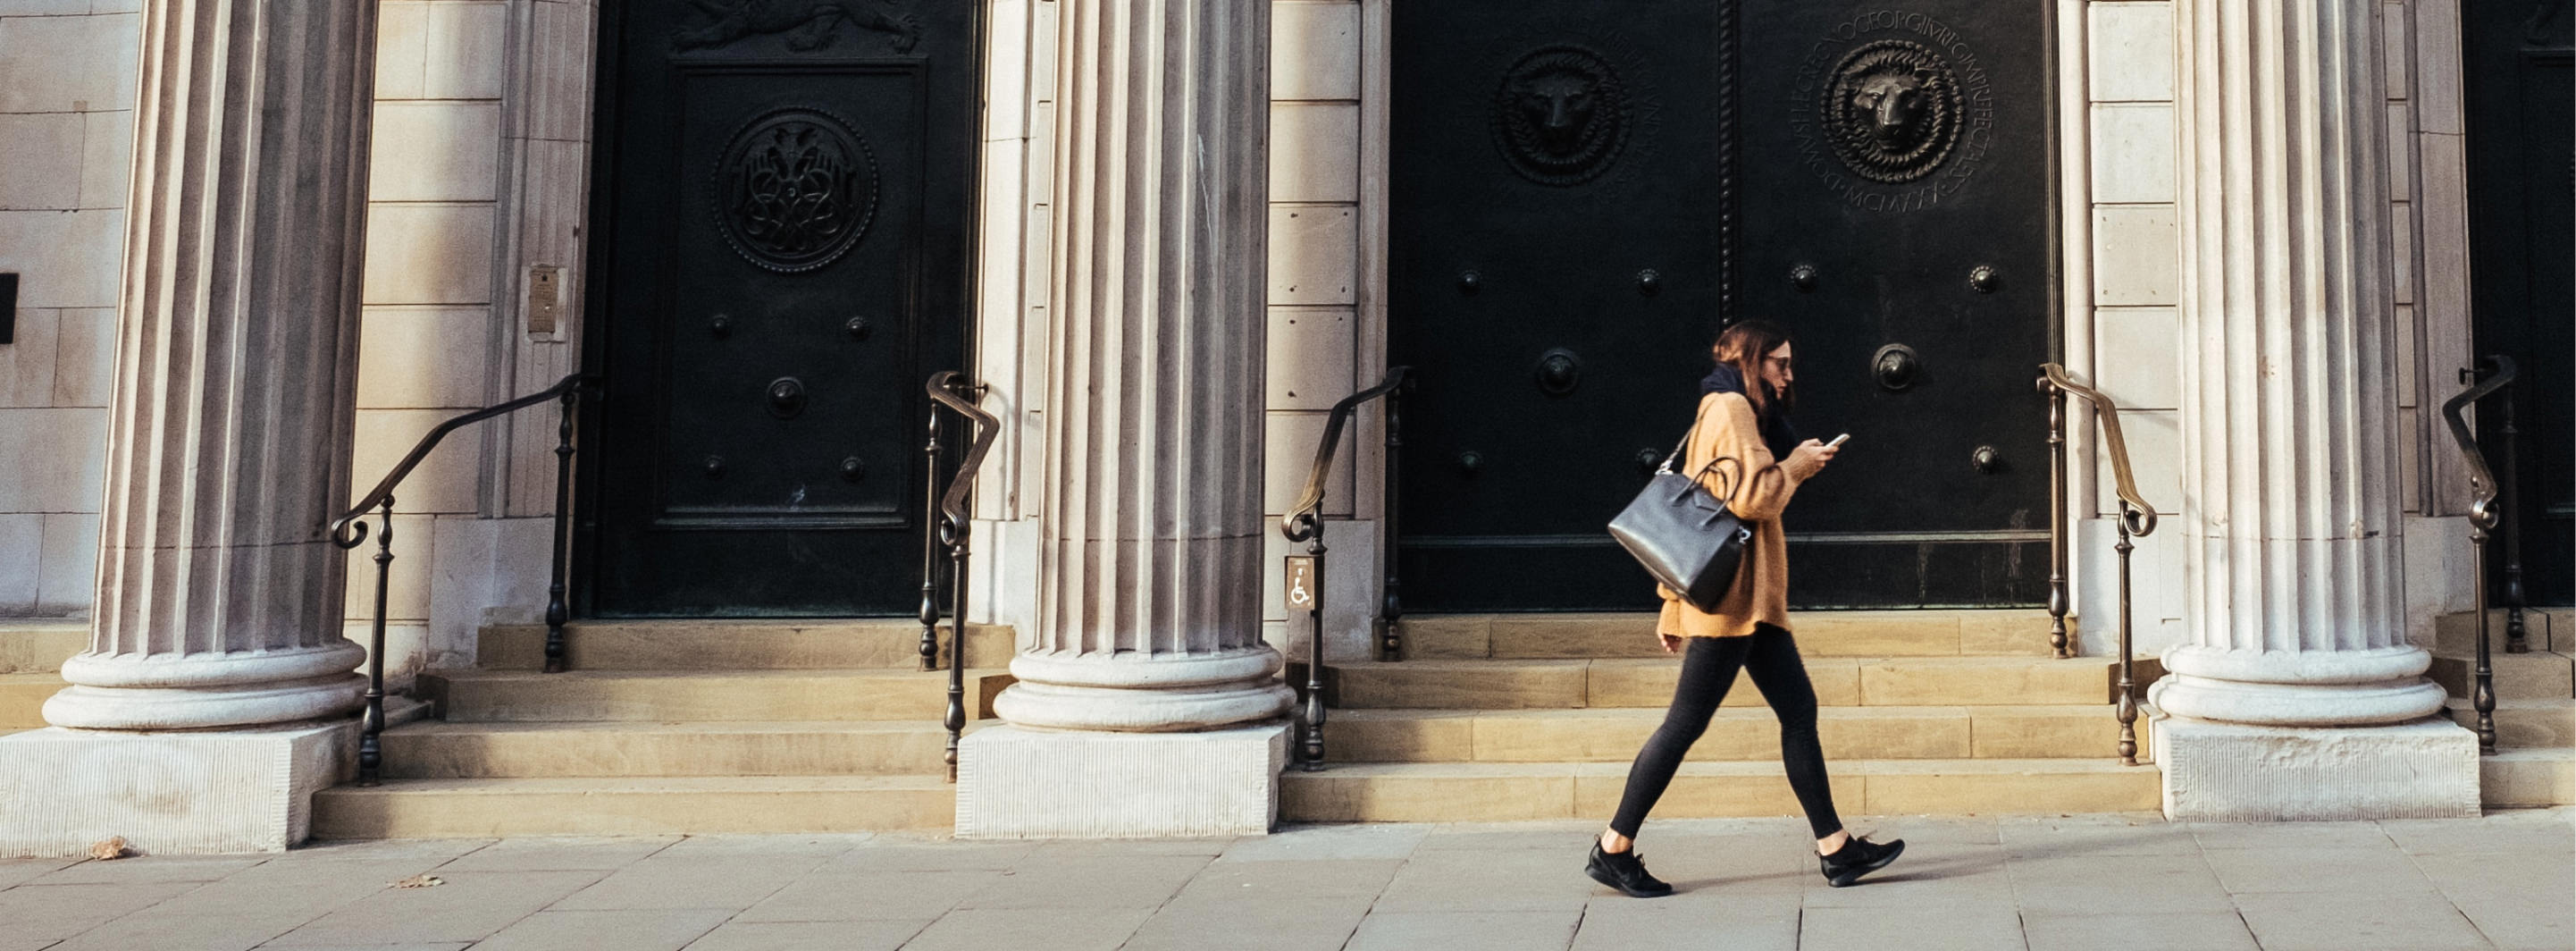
[0,811,2568,951]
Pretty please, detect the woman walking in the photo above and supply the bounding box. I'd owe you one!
[1584,320,1904,897]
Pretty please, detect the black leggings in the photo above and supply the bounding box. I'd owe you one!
[1608,624,1843,840]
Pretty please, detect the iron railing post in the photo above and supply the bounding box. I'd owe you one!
[922,372,997,781]
[358,498,394,786]
[919,409,944,672]
[1303,529,1330,770]
[1280,367,1410,770]
[2044,377,2071,659]
[945,508,969,783]
[2114,517,2138,766]
[2440,356,2515,755]
[543,387,577,674]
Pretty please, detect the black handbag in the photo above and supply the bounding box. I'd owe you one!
[1607,423,1753,613]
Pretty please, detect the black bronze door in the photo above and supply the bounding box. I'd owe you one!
[583,3,974,616]
[2464,0,2572,606]
[1391,2,2052,610]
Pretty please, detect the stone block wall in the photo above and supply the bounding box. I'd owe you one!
[340,0,516,681]
[0,2,134,619]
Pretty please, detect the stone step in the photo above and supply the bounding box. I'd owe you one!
[2429,650,2574,702]
[2445,698,2576,750]
[0,671,61,732]
[2481,748,2575,808]
[2436,609,2563,656]
[476,620,1015,671]
[1324,704,2147,763]
[0,623,86,675]
[420,669,1016,723]
[1280,758,2161,822]
[310,775,953,837]
[1400,610,2059,660]
[375,720,976,778]
[1331,657,2114,710]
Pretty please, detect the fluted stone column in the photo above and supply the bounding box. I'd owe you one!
[2144,0,2476,819]
[956,0,1290,837]
[1,0,377,855]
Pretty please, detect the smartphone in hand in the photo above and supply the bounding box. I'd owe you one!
[1826,433,1851,450]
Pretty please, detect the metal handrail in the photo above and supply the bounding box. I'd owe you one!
[1279,366,1409,770]
[2039,363,2160,766]
[330,372,597,786]
[2442,355,2518,754]
[920,371,996,781]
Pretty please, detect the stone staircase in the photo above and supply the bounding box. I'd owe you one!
[2432,608,2576,807]
[308,620,1017,837]
[0,623,83,736]
[1282,610,2165,821]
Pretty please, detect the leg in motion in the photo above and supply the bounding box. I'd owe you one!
[1741,624,1904,887]
[1588,635,1752,897]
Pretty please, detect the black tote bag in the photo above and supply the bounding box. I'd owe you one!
[1607,425,1752,613]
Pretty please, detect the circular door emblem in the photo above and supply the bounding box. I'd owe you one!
[714,107,879,273]
[1822,39,1963,184]
[1491,45,1633,187]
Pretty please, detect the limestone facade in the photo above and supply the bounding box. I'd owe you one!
[0,0,2523,843]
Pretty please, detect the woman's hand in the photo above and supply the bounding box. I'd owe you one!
[1659,633,1685,654]
[1783,438,1841,481]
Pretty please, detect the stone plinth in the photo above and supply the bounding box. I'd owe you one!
[0,721,357,856]
[2154,715,2480,821]
[957,724,1288,837]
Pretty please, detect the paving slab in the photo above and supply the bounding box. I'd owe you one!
[1214,822,1430,862]
[1120,895,1375,951]
[682,919,931,951]
[547,854,832,912]
[430,836,678,871]
[0,882,205,943]
[2020,911,2259,951]
[1346,910,1583,951]
[733,869,1001,922]
[1799,905,2029,951]
[951,854,1211,910]
[260,870,606,946]
[2232,890,2498,951]
[898,907,1154,951]
[2199,845,2439,895]
[471,909,734,951]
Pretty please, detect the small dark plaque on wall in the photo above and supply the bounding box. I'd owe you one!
[0,273,17,345]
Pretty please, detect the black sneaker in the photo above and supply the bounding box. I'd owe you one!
[1585,841,1674,897]
[1817,835,1904,887]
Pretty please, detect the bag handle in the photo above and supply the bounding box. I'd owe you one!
[1655,402,1751,505]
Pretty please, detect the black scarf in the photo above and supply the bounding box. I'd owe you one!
[1699,363,1802,462]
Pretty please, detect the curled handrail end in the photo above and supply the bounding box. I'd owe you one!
[2119,502,2158,538]
[1280,509,1322,543]
[329,518,370,550]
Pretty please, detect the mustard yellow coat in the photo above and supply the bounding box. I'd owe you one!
[1655,391,1808,639]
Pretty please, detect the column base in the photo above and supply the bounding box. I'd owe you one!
[2152,714,2480,821]
[0,720,356,856]
[956,722,1287,837]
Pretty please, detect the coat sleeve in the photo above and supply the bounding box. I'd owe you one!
[1688,393,1804,524]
